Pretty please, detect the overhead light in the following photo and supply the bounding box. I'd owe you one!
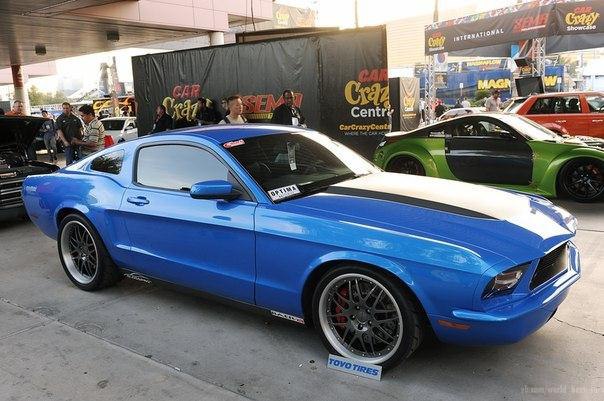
[35,45,46,55]
[107,31,120,42]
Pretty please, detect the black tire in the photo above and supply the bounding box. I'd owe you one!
[558,158,604,202]
[386,156,426,176]
[57,213,121,291]
[311,264,424,370]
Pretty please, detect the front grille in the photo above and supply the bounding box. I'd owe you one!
[0,178,24,209]
[530,242,569,290]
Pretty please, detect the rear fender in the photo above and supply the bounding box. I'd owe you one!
[539,149,604,196]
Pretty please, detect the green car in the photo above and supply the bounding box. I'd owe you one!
[373,113,604,202]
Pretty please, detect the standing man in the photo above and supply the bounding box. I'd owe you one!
[5,100,24,116]
[40,110,58,163]
[151,105,173,133]
[434,100,446,119]
[461,97,471,108]
[71,105,105,157]
[484,90,502,112]
[219,95,247,124]
[56,102,83,165]
[195,97,217,125]
[419,97,427,124]
[271,90,306,127]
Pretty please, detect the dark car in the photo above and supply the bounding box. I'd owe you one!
[0,116,59,220]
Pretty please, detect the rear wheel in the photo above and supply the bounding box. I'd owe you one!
[559,159,604,202]
[386,156,425,176]
[312,265,424,370]
[58,214,121,290]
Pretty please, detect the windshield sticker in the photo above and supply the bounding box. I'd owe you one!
[268,184,301,201]
[223,139,245,149]
[287,141,298,171]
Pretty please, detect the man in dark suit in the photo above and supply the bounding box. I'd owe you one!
[271,90,306,127]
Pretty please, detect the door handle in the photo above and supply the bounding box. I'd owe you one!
[127,196,149,206]
[555,120,566,123]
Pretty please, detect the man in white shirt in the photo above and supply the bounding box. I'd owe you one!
[484,90,502,112]
[461,97,471,108]
[219,95,247,124]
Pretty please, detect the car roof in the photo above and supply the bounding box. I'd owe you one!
[529,91,603,98]
[387,112,507,137]
[152,124,305,144]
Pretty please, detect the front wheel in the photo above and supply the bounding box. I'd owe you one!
[312,265,424,370]
[559,159,604,202]
[58,214,121,291]
[386,156,426,176]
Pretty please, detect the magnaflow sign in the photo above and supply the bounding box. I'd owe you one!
[132,27,389,158]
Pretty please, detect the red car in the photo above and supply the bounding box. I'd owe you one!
[505,91,604,138]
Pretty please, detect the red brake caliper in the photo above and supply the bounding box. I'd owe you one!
[335,286,348,324]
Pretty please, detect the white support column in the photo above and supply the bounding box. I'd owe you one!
[210,31,225,46]
[11,65,31,115]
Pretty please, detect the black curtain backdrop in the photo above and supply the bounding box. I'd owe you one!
[132,27,390,158]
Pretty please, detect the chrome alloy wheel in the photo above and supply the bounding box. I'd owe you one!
[60,220,99,285]
[318,273,403,365]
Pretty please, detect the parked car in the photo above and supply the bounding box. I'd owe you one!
[504,91,604,138]
[437,107,485,121]
[101,117,138,143]
[0,116,59,220]
[23,125,580,369]
[374,113,604,202]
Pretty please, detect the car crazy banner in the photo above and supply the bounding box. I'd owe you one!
[398,77,420,132]
[425,0,603,55]
[132,28,389,158]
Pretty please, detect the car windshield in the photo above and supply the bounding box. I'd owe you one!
[102,120,125,131]
[497,114,562,142]
[504,98,526,113]
[226,131,379,202]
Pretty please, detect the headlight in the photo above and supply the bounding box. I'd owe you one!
[482,264,529,299]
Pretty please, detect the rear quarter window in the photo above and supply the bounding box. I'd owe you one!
[90,150,124,175]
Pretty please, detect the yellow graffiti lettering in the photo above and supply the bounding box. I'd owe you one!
[428,37,446,48]
[565,11,599,26]
[345,81,390,108]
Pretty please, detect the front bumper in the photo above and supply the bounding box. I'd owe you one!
[429,243,580,346]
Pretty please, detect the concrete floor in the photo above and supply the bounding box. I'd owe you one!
[0,199,602,401]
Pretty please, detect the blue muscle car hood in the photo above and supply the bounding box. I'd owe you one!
[285,172,574,268]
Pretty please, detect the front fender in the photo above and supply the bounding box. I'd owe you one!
[384,147,439,177]
[301,250,456,318]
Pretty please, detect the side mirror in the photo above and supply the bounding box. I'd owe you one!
[190,180,240,201]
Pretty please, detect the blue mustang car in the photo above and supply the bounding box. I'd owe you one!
[22,125,580,369]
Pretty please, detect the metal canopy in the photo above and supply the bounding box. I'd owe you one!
[0,0,206,68]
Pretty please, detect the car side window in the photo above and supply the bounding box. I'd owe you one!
[90,150,124,175]
[450,119,514,139]
[528,97,580,114]
[586,96,604,113]
[136,145,248,199]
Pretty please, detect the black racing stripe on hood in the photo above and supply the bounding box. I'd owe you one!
[325,186,496,219]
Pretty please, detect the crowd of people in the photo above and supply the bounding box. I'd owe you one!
[419,89,503,122]
[150,89,307,133]
[1,99,107,165]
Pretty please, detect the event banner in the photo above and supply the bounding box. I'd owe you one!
[132,28,389,158]
[398,78,420,132]
[555,1,603,35]
[318,29,390,157]
[425,0,603,55]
